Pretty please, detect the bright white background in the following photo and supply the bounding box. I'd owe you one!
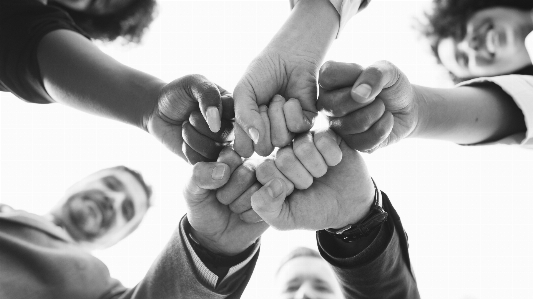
[1,1,532,298]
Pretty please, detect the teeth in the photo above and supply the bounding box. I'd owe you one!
[485,29,496,54]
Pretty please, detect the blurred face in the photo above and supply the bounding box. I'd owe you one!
[276,257,344,299]
[438,7,533,78]
[50,167,149,250]
[51,0,133,15]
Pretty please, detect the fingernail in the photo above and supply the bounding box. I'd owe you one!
[352,84,372,99]
[248,127,259,144]
[267,179,283,198]
[211,164,226,180]
[206,107,221,133]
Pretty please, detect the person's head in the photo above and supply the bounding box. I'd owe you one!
[49,0,157,43]
[49,166,152,251]
[421,0,533,82]
[275,247,344,299]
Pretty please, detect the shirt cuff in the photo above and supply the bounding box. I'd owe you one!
[457,75,533,149]
[289,0,363,35]
[181,223,261,288]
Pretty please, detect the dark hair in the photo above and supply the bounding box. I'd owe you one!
[113,165,153,206]
[51,0,158,43]
[420,0,533,81]
[276,247,323,275]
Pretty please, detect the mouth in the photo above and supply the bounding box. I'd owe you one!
[65,191,115,240]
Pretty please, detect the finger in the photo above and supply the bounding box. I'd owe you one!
[292,132,328,178]
[274,146,313,190]
[268,95,294,147]
[283,99,315,133]
[161,74,223,132]
[351,60,402,104]
[229,182,261,214]
[251,178,291,229]
[183,143,213,164]
[317,86,370,117]
[338,111,394,151]
[254,105,275,156]
[221,94,235,120]
[328,99,386,135]
[234,123,254,158]
[217,146,243,174]
[182,122,225,160]
[185,162,231,202]
[318,61,364,90]
[239,208,264,224]
[189,111,234,143]
[234,84,264,145]
[216,161,257,205]
[256,159,295,195]
[313,130,342,166]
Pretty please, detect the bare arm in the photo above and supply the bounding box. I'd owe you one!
[412,83,526,144]
[37,30,164,131]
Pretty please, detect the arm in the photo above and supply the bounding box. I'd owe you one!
[233,0,355,157]
[317,192,420,299]
[317,60,527,152]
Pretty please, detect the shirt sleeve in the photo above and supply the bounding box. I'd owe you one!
[316,192,420,299]
[457,75,533,149]
[182,223,260,289]
[289,0,368,35]
[0,0,89,104]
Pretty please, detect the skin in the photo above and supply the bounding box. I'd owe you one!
[233,0,347,158]
[38,30,230,164]
[437,7,533,78]
[317,60,526,152]
[49,167,149,251]
[276,256,344,299]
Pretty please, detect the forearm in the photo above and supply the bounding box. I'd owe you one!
[37,30,166,131]
[269,0,339,65]
[412,84,526,144]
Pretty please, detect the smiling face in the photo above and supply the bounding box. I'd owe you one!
[276,256,344,299]
[438,7,533,78]
[50,167,150,250]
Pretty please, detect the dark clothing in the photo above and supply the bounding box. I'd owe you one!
[317,192,420,299]
[0,209,256,299]
[0,0,88,104]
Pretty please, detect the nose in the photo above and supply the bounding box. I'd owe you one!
[294,283,314,299]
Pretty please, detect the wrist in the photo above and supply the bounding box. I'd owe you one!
[333,176,375,229]
[269,0,339,64]
[140,79,167,133]
[409,85,430,139]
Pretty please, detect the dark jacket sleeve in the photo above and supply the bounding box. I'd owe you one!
[317,192,420,299]
[107,216,258,299]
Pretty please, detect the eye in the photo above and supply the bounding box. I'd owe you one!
[103,176,123,192]
[121,199,135,221]
[457,52,469,68]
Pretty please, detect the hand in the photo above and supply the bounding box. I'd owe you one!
[318,60,419,153]
[184,147,268,256]
[233,0,344,158]
[252,140,374,231]
[147,74,234,164]
[255,130,342,193]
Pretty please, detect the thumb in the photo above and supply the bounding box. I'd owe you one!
[251,178,292,230]
[160,74,223,133]
[350,60,405,105]
[185,162,231,203]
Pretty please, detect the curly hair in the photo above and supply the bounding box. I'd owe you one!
[420,0,533,82]
[51,0,158,44]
